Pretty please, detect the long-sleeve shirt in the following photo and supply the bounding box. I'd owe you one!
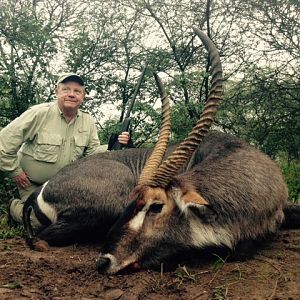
[0,101,103,184]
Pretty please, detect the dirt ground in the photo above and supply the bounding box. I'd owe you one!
[0,229,299,300]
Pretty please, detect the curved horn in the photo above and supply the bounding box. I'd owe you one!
[149,28,223,187]
[138,72,171,185]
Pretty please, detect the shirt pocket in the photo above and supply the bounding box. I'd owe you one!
[73,134,89,160]
[33,133,62,163]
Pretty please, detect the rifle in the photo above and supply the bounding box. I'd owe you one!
[108,62,148,150]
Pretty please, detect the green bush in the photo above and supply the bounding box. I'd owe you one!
[0,172,18,206]
[0,172,21,239]
[280,160,300,203]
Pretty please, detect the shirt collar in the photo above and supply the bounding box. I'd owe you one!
[55,101,81,118]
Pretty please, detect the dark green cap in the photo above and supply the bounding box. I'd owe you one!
[56,73,84,86]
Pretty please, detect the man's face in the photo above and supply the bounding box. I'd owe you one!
[56,81,85,112]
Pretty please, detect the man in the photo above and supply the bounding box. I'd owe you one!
[0,73,131,225]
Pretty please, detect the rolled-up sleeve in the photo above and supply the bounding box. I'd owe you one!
[0,109,41,177]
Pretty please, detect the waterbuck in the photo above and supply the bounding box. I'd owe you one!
[23,29,298,274]
[95,28,299,274]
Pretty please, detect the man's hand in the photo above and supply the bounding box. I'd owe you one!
[12,172,31,189]
[118,131,130,145]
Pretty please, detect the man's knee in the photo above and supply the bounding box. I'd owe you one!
[18,184,38,201]
[9,199,25,224]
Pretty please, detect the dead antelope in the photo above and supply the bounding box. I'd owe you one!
[96,28,297,274]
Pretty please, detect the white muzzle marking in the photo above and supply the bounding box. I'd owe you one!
[129,210,146,231]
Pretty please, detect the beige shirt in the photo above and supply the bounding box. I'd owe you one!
[0,101,103,183]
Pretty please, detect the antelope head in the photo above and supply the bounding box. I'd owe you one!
[97,28,223,274]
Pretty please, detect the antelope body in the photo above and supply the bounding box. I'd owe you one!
[25,132,290,252]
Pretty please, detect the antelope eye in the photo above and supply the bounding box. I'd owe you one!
[148,203,164,214]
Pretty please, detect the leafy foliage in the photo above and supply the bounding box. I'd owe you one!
[218,69,300,160]
[279,157,300,203]
[0,173,18,206]
[170,102,200,143]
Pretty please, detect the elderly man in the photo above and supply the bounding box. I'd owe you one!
[0,73,131,225]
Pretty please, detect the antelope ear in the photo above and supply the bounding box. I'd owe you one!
[188,203,218,223]
[172,189,217,223]
[181,190,208,205]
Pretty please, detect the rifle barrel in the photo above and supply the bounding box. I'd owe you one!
[124,61,148,119]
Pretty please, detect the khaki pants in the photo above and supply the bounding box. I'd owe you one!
[9,183,42,228]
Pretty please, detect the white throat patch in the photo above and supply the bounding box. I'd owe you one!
[189,219,234,249]
[37,181,57,223]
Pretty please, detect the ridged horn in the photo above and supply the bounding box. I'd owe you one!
[148,28,223,187]
[138,72,171,185]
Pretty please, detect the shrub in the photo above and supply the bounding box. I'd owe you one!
[278,158,300,203]
[0,172,18,206]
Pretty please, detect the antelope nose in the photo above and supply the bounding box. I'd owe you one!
[97,256,111,274]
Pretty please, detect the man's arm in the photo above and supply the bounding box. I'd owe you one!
[83,119,102,156]
[0,108,42,187]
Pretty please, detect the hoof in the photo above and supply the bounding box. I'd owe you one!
[26,237,49,252]
[34,239,49,252]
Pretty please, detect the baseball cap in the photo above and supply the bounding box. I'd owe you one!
[56,73,85,86]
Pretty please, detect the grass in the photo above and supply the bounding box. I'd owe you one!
[211,267,242,299]
[174,265,208,285]
[211,254,227,273]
